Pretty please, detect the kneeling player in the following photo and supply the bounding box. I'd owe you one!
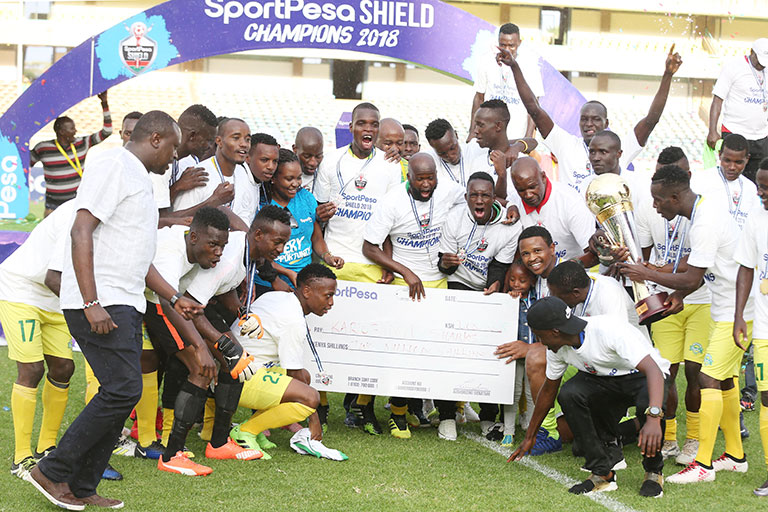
[231,264,347,460]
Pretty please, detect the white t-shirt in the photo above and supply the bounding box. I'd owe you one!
[687,195,753,322]
[426,140,484,187]
[0,201,76,313]
[173,156,257,227]
[61,148,158,313]
[507,179,594,262]
[186,231,247,305]
[150,155,199,210]
[546,315,670,380]
[301,173,318,195]
[474,49,545,140]
[712,56,768,140]
[439,202,520,289]
[576,274,648,340]
[544,124,644,193]
[238,291,308,370]
[145,225,199,305]
[314,146,403,265]
[733,205,768,338]
[691,167,758,230]
[365,181,465,282]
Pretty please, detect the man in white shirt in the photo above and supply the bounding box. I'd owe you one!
[470,23,543,140]
[0,201,76,479]
[510,297,669,498]
[314,102,403,284]
[708,39,768,183]
[734,162,768,496]
[619,164,753,484]
[497,46,682,192]
[425,118,484,187]
[507,157,595,263]
[232,264,347,461]
[173,118,253,230]
[692,133,757,229]
[375,118,407,181]
[362,153,464,438]
[635,147,712,465]
[27,111,202,510]
[292,127,325,196]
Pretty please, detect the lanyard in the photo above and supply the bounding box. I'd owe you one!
[718,167,743,219]
[441,156,465,186]
[170,155,199,187]
[662,195,701,273]
[746,55,768,110]
[335,146,376,192]
[535,257,561,300]
[577,277,595,316]
[212,156,235,207]
[242,239,258,312]
[55,141,82,177]
[305,325,324,373]
[463,219,490,256]
[408,187,435,265]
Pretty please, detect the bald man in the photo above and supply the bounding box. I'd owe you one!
[507,157,595,263]
[293,127,324,195]
[376,118,408,182]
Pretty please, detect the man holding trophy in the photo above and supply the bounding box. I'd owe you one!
[619,164,753,484]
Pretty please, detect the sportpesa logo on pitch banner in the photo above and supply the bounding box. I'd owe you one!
[204,0,434,45]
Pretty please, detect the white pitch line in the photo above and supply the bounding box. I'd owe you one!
[464,433,641,512]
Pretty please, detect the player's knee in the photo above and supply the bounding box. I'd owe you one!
[298,385,320,409]
[525,345,546,377]
[140,349,159,373]
[47,358,75,383]
[17,361,46,387]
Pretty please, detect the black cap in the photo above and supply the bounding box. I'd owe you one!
[527,296,588,335]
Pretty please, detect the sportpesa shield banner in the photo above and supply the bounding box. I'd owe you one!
[0,0,585,218]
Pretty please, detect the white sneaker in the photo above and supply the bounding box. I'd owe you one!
[712,453,748,473]
[438,419,457,441]
[464,403,480,422]
[112,434,136,457]
[675,438,698,466]
[667,462,715,484]
[661,440,681,459]
[480,420,494,437]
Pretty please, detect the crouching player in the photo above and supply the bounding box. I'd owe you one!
[232,263,348,460]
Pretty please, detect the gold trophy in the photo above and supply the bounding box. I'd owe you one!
[585,174,669,325]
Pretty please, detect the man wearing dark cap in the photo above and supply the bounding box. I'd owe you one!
[508,296,670,498]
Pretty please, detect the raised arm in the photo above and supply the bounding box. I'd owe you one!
[87,91,113,146]
[497,48,554,138]
[634,45,682,147]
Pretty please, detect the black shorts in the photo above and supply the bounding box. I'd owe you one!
[143,300,190,360]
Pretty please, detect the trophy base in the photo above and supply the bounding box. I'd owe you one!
[635,292,670,326]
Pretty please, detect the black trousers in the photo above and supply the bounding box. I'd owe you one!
[558,371,666,476]
[39,306,143,498]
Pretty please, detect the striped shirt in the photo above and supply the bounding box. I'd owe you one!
[30,108,113,207]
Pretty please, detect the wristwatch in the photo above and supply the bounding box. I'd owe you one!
[169,291,184,307]
[645,406,663,418]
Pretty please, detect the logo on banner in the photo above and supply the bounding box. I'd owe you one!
[120,22,157,75]
[0,133,29,219]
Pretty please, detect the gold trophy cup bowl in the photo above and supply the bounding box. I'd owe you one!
[585,174,669,325]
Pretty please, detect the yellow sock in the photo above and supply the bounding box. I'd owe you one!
[760,405,768,469]
[391,404,408,416]
[665,416,677,442]
[161,408,174,446]
[135,371,159,447]
[356,394,371,406]
[319,391,328,407]
[240,403,316,435]
[720,384,743,459]
[200,398,215,442]
[686,410,699,440]
[11,383,37,463]
[84,362,99,405]
[456,401,464,414]
[696,388,723,466]
[36,377,69,452]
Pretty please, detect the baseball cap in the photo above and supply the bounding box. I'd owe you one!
[753,38,768,67]
[527,296,587,335]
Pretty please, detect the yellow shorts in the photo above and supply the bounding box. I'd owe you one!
[701,320,753,381]
[651,303,711,364]
[753,339,768,393]
[329,262,386,283]
[0,300,72,363]
[392,276,448,289]
[141,323,153,351]
[239,366,292,411]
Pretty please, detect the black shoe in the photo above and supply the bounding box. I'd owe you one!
[639,472,663,497]
[569,472,617,494]
[485,423,504,442]
[317,404,329,427]
[344,411,362,428]
[741,411,750,439]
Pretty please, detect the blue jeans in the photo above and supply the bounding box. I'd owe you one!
[38,306,143,498]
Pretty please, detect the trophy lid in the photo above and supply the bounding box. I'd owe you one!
[584,173,633,217]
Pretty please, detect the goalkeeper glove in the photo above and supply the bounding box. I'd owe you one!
[215,334,257,382]
[238,313,264,339]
